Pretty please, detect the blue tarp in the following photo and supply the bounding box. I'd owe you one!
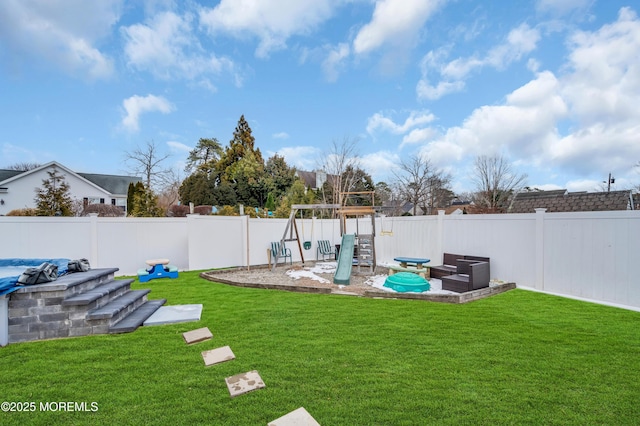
[0,258,70,296]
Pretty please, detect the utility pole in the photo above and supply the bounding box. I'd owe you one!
[605,173,615,192]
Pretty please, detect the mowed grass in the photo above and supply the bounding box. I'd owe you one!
[1,271,639,425]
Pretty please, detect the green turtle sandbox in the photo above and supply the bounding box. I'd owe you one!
[383,272,430,293]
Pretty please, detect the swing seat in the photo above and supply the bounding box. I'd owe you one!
[316,240,336,261]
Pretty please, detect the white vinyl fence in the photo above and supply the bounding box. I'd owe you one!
[0,210,638,310]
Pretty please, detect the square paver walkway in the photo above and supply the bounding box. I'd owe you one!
[182,327,213,344]
[144,304,203,326]
[268,407,321,426]
[202,346,235,366]
[225,370,265,397]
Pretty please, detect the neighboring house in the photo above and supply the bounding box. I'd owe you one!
[296,169,331,190]
[0,161,142,215]
[509,189,639,213]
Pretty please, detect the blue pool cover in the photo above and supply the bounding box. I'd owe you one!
[0,258,70,296]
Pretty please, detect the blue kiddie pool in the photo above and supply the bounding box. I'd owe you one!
[383,272,431,293]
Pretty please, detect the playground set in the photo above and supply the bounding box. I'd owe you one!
[270,191,430,292]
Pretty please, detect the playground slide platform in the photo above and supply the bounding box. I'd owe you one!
[333,234,355,285]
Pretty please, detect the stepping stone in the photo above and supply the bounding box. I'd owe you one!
[182,327,213,345]
[225,370,265,397]
[202,346,235,366]
[268,407,321,426]
[144,304,203,326]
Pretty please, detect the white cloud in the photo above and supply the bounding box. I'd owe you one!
[122,11,237,82]
[536,0,592,16]
[565,178,602,192]
[416,79,465,101]
[322,43,350,82]
[0,0,119,79]
[272,132,290,140]
[351,0,445,75]
[419,7,640,189]
[417,23,541,100]
[549,7,640,174]
[199,0,338,58]
[402,128,437,147]
[167,141,192,153]
[366,110,436,135]
[275,146,322,170]
[422,71,567,165]
[353,0,444,55]
[360,150,400,183]
[121,94,175,132]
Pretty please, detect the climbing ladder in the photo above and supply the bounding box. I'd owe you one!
[355,233,375,274]
[338,191,377,275]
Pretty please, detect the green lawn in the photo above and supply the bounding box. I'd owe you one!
[1,271,639,425]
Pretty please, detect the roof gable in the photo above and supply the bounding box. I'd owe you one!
[0,161,141,196]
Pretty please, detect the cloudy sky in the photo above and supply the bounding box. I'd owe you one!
[1,0,639,194]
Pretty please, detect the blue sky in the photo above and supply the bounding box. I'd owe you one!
[1,0,639,194]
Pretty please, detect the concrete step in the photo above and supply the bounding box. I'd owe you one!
[62,279,134,307]
[109,299,166,334]
[86,289,151,321]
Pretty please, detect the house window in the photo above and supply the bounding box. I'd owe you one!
[84,197,103,206]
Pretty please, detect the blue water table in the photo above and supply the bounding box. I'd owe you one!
[138,258,178,282]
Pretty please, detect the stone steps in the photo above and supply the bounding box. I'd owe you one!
[87,289,151,320]
[8,268,165,344]
[62,278,134,308]
[109,299,166,334]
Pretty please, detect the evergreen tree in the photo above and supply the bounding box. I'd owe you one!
[217,115,267,206]
[264,154,297,200]
[127,182,135,215]
[179,171,218,206]
[34,167,74,216]
[184,138,223,174]
[130,185,163,217]
[265,192,276,212]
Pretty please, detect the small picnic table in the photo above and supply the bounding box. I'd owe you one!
[393,257,430,269]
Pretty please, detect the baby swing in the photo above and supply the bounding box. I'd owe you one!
[380,214,394,236]
[300,209,314,250]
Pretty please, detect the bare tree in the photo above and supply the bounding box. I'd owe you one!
[392,154,451,215]
[471,154,527,212]
[157,168,183,213]
[5,162,41,171]
[318,136,360,205]
[124,140,173,191]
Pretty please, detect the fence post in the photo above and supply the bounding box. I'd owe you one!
[186,214,198,271]
[437,210,445,261]
[535,208,547,290]
[88,213,99,268]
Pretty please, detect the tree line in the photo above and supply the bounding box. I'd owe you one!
[17,114,635,217]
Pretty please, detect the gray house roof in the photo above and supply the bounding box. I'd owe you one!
[78,173,141,196]
[0,164,141,196]
[510,189,639,213]
[0,170,22,183]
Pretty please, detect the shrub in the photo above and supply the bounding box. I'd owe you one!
[194,205,213,215]
[216,205,239,216]
[168,204,190,217]
[81,204,125,217]
[6,208,38,216]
